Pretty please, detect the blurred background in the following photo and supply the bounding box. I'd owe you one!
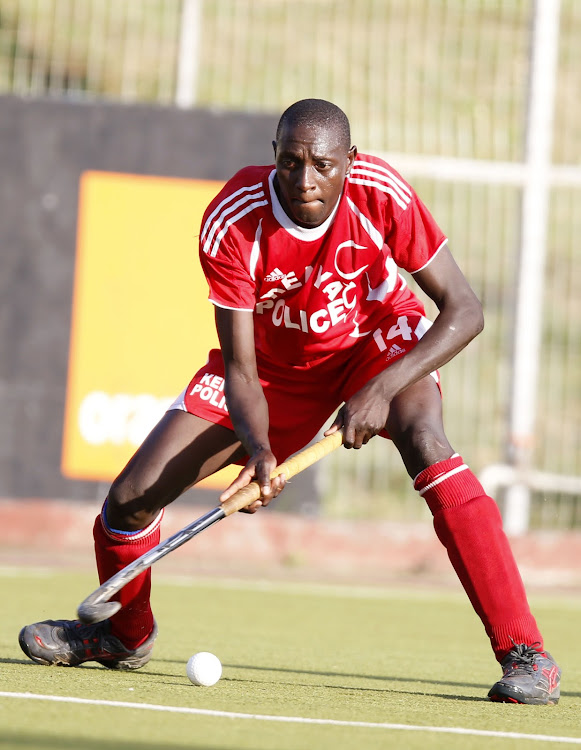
[0,0,579,546]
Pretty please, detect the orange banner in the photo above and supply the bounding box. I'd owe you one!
[62,171,238,489]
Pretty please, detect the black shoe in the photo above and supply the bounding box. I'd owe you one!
[19,618,157,670]
[488,642,561,705]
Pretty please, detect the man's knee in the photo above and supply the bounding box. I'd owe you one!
[387,378,453,476]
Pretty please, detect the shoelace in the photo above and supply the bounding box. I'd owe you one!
[504,641,542,674]
[65,621,112,653]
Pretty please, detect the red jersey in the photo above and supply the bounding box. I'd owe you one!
[199,153,447,365]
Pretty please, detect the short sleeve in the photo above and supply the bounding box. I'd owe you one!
[199,237,256,311]
[387,191,448,274]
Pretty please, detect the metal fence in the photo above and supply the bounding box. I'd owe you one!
[1,0,579,529]
[2,0,579,162]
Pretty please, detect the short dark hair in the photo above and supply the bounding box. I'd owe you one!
[276,99,351,151]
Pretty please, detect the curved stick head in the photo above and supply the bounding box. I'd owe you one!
[77,600,122,624]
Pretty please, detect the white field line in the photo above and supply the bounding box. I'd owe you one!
[159,574,466,602]
[0,566,464,602]
[2,565,580,610]
[1,692,579,745]
[156,575,581,609]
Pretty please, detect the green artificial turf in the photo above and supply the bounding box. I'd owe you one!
[1,569,580,750]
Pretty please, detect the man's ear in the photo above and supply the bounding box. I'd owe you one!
[346,145,357,175]
[272,140,277,158]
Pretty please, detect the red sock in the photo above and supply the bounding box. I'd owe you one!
[93,506,163,649]
[414,455,543,661]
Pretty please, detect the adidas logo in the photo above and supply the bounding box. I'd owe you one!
[385,343,404,360]
[264,268,286,283]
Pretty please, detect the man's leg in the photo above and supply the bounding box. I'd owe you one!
[99,411,244,649]
[20,411,245,669]
[387,377,560,704]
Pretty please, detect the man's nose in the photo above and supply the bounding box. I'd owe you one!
[296,164,316,191]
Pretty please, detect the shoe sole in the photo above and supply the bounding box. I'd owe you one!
[97,651,153,670]
[488,685,560,705]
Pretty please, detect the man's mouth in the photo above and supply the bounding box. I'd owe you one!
[292,197,321,205]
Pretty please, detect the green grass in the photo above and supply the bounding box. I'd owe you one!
[1,569,580,749]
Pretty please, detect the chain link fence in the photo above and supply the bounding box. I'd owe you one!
[2,0,579,162]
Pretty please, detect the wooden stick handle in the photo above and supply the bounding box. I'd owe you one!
[220,431,343,516]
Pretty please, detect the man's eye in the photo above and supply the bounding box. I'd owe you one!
[317,162,331,170]
[281,159,296,168]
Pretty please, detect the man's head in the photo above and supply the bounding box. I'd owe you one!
[273,99,356,228]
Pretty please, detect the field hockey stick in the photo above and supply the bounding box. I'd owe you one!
[77,430,343,624]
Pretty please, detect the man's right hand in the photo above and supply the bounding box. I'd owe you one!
[219,448,287,513]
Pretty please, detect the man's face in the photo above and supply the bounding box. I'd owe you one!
[273,123,356,228]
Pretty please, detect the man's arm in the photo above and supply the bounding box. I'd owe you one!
[326,245,484,447]
[214,306,285,509]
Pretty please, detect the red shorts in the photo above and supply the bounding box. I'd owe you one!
[169,313,439,462]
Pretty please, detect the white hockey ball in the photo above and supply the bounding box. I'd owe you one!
[186,651,222,686]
